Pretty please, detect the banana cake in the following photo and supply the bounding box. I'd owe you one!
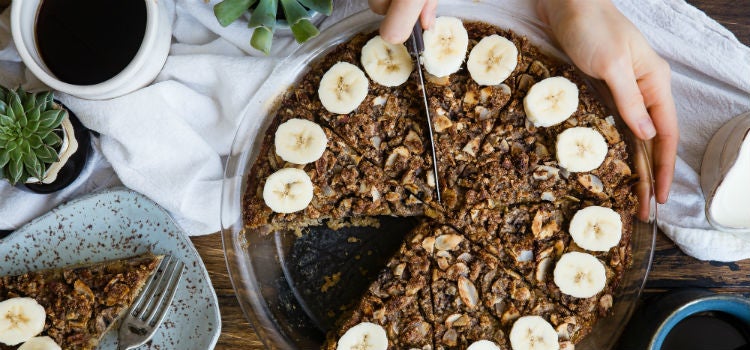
[243,16,638,350]
[0,254,162,350]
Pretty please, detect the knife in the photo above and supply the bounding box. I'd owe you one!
[409,22,443,204]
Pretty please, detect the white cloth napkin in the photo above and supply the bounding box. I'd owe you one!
[0,0,749,261]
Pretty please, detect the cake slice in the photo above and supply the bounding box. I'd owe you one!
[243,123,425,233]
[0,253,163,350]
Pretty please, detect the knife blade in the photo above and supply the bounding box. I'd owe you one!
[409,22,442,204]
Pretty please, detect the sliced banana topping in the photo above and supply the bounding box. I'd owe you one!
[422,16,469,77]
[553,252,606,299]
[467,35,518,86]
[556,127,608,172]
[18,336,61,350]
[336,322,388,350]
[510,315,560,350]
[468,339,502,350]
[569,206,623,251]
[318,61,369,114]
[0,297,47,346]
[274,119,328,165]
[361,35,414,87]
[524,76,579,127]
[262,168,314,214]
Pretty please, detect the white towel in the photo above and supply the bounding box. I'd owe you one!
[0,0,748,262]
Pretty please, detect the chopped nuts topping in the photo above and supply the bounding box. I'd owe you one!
[458,276,479,310]
[435,234,464,251]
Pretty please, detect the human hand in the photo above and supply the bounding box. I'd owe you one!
[368,0,438,44]
[537,0,678,221]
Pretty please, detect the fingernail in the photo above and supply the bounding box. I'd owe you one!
[639,119,657,139]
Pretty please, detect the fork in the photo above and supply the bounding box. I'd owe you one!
[117,256,185,350]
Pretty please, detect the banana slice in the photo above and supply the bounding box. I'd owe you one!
[468,340,502,350]
[318,62,369,114]
[510,316,559,350]
[556,127,608,172]
[336,322,388,350]
[263,168,314,214]
[361,35,414,87]
[467,35,518,86]
[274,119,328,165]
[524,76,579,127]
[18,336,61,350]
[422,16,469,77]
[0,298,47,346]
[569,206,623,251]
[553,252,606,299]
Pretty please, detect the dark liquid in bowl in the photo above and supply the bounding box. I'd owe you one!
[661,312,750,350]
[35,0,147,85]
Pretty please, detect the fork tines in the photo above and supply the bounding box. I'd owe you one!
[130,255,185,326]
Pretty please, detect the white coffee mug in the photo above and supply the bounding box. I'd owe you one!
[11,0,171,100]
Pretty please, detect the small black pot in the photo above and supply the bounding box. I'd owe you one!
[23,103,91,194]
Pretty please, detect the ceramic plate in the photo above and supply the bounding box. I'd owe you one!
[0,188,221,350]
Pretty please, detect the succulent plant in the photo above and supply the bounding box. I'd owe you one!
[213,0,332,55]
[0,87,67,186]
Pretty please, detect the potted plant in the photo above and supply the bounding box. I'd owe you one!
[0,87,90,193]
[213,0,333,54]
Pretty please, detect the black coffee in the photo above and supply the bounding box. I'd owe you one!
[661,312,750,350]
[35,0,147,85]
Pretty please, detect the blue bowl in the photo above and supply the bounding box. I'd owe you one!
[619,289,750,349]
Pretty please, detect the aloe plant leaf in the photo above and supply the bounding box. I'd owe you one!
[36,126,52,139]
[44,95,55,110]
[39,109,66,130]
[8,156,22,185]
[5,101,14,121]
[51,110,67,129]
[34,91,50,108]
[296,0,332,15]
[37,145,58,163]
[251,26,274,55]
[10,92,24,125]
[280,0,321,42]
[19,139,31,156]
[289,18,319,43]
[5,139,18,154]
[27,106,40,123]
[22,92,35,112]
[22,150,42,177]
[28,134,43,149]
[0,149,9,168]
[248,0,277,29]
[43,131,62,147]
[39,110,60,128]
[280,0,308,23]
[214,0,256,27]
[0,113,13,127]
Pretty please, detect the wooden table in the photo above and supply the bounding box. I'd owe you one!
[189,2,750,348]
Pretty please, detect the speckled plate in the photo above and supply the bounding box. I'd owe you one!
[0,188,221,350]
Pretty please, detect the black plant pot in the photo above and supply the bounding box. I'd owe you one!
[23,103,91,194]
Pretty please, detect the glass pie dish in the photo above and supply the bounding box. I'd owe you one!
[221,2,657,349]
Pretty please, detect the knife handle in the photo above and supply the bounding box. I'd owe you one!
[410,21,425,55]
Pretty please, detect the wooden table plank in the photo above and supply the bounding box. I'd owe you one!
[190,2,749,348]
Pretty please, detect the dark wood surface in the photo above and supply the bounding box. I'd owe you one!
[188,2,750,349]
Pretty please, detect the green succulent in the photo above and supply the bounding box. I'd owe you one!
[213,0,333,55]
[0,87,67,186]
